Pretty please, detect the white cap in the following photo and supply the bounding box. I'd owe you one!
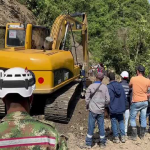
[0,67,36,98]
[120,71,129,78]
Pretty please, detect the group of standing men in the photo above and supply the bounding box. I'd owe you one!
[84,65,150,149]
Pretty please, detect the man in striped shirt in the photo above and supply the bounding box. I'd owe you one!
[120,71,131,136]
[0,67,67,150]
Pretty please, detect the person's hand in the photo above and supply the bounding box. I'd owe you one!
[147,93,150,97]
[86,104,89,110]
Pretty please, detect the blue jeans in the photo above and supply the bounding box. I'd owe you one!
[86,111,106,146]
[124,109,130,133]
[130,101,148,128]
[110,114,125,137]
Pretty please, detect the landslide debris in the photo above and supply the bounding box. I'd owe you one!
[0,0,36,26]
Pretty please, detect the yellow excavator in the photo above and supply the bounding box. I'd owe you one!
[0,13,88,121]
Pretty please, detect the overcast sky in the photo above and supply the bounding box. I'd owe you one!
[149,0,150,3]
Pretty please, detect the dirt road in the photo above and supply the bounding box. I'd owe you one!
[55,99,150,150]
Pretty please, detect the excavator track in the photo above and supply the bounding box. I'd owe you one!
[0,100,5,117]
[44,81,80,122]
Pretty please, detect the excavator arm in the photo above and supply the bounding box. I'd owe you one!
[50,13,89,76]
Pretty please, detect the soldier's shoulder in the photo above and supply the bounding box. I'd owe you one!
[32,118,58,133]
[36,119,55,128]
[0,115,59,137]
[32,116,55,127]
[31,119,59,138]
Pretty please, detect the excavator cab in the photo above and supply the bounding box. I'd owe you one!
[5,23,31,49]
[5,24,25,48]
[5,23,50,50]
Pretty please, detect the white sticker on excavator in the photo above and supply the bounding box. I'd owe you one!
[9,25,24,28]
[64,72,69,80]
[9,30,16,38]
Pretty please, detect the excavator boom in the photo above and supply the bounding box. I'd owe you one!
[50,13,89,76]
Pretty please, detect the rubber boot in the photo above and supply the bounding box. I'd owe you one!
[140,127,146,139]
[100,143,106,149]
[113,137,120,143]
[128,127,137,141]
[121,136,126,143]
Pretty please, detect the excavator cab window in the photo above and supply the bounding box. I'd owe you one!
[7,29,25,47]
[32,26,50,50]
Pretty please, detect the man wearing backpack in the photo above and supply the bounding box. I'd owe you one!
[107,72,126,143]
[84,72,110,149]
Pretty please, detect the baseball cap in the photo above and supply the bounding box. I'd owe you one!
[120,71,129,78]
[137,65,145,72]
[96,72,104,80]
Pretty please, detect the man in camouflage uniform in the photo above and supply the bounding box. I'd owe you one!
[0,67,67,150]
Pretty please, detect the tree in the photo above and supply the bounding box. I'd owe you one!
[18,0,150,75]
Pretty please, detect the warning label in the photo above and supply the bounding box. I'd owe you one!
[9,30,16,38]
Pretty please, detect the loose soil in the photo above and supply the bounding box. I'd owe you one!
[0,0,36,26]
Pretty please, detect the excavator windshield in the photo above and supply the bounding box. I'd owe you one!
[7,29,25,47]
[5,24,26,48]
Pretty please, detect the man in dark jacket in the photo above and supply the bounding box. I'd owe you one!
[107,72,126,143]
[120,71,131,136]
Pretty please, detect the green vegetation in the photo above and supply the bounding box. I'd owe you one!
[18,0,150,75]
